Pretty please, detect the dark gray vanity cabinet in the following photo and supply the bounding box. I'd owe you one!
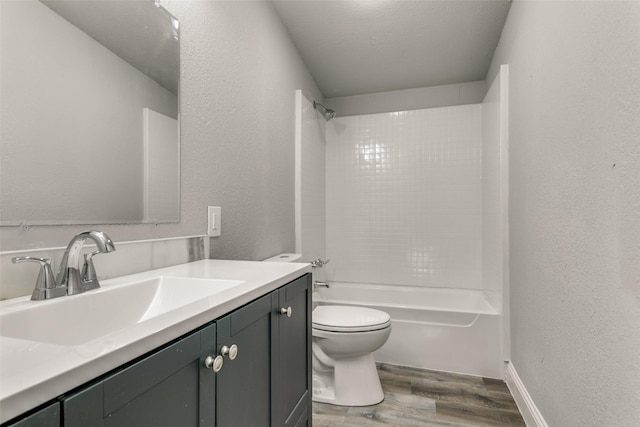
[63,323,217,427]
[5,403,60,427]
[276,275,312,427]
[57,273,311,427]
[215,273,312,427]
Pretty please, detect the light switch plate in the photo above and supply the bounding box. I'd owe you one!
[208,206,221,237]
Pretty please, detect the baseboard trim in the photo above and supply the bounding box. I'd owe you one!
[504,362,549,427]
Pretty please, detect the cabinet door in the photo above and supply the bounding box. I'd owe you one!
[63,324,217,427]
[5,402,60,427]
[276,274,312,427]
[215,292,277,427]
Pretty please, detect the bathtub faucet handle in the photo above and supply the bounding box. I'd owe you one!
[311,258,330,269]
[313,281,329,289]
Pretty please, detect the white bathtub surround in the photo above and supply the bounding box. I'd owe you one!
[481,66,509,314]
[315,283,502,378]
[298,89,509,378]
[295,91,327,283]
[326,105,482,289]
[0,235,207,300]
[482,66,511,360]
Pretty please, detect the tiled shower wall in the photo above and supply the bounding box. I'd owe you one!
[325,105,483,289]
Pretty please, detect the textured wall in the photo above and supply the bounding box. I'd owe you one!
[0,1,322,262]
[487,1,640,425]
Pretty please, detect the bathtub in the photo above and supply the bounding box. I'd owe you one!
[314,282,503,379]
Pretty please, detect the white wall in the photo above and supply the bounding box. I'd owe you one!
[488,1,640,425]
[325,105,482,289]
[0,1,323,264]
[324,81,486,117]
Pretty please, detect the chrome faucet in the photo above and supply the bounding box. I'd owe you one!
[57,231,116,295]
[13,231,115,300]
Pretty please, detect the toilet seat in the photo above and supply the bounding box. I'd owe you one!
[312,305,391,332]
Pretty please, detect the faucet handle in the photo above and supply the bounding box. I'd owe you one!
[12,257,67,300]
[311,258,331,269]
[81,251,100,282]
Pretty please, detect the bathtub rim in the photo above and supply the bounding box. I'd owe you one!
[314,281,500,315]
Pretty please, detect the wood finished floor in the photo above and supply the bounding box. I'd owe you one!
[312,364,526,427]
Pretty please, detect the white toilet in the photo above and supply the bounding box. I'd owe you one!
[263,254,392,406]
[312,305,391,406]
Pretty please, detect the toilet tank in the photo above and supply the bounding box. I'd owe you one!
[262,253,302,262]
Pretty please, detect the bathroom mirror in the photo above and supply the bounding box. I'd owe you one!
[0,0,180,226]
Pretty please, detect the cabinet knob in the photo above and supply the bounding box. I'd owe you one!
[204,355,224,373]
[280,306,293,317]
[221,344,238,361]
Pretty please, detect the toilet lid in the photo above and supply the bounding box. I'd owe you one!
[312,305,391,332]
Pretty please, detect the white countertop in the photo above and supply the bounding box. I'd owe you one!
[0,259,311,423]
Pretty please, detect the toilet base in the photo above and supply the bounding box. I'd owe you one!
[312,353,384,406]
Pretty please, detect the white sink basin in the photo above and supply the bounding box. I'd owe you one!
[0,276,243,346]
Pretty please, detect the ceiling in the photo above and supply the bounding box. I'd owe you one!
[271,0,511,98]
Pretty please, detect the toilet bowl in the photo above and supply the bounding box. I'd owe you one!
[262,254,391,406]
[312,305,391,406]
